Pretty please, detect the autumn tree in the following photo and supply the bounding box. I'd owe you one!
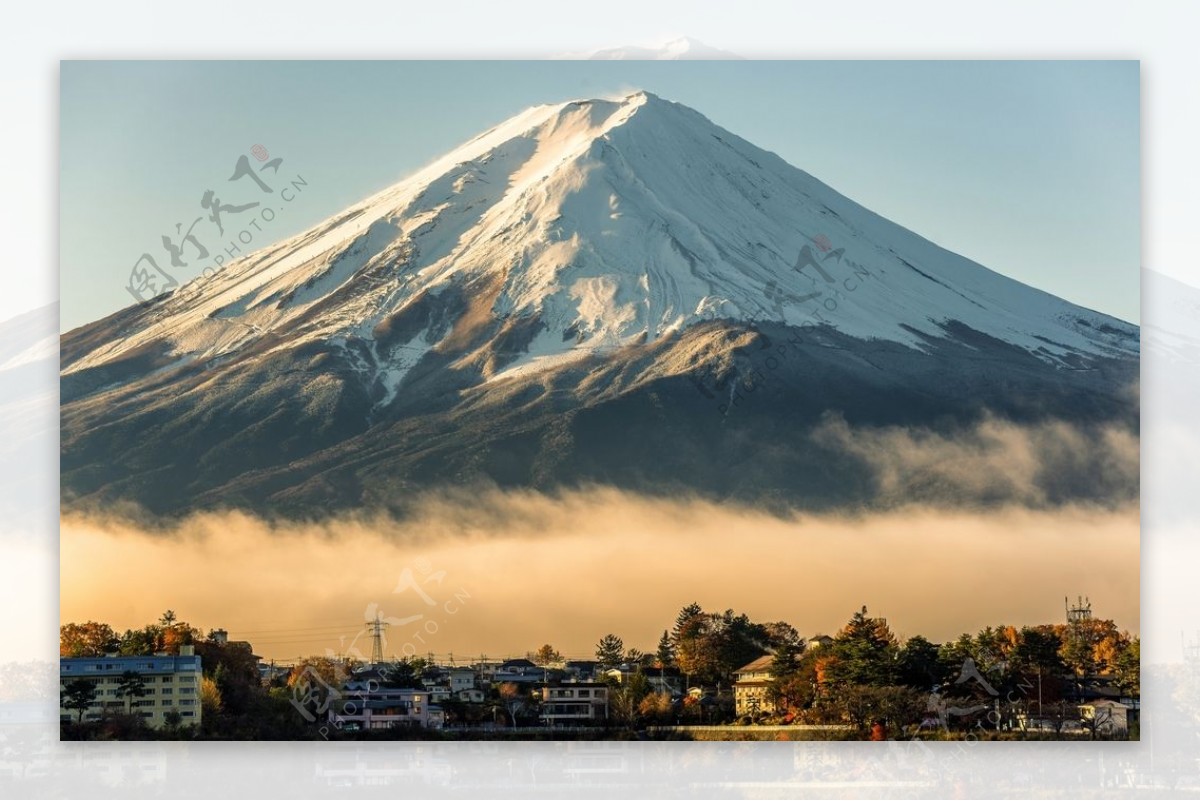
[286,657,352,692]
[764,621,803,649]
[672,606,773,687]
[1113,637,1140,697]
[707,610,772,683]
[60,622,118,657]
[115,618,201,656]
[610,670,651,727]
[529,644,562,666]
[767,646,820,718]
[638,690,674,724]
[1057,617,1127,678]
[673,607,715,682]
[199,675,223,717]
[497,681,527,727]
[1089,622,1132,675]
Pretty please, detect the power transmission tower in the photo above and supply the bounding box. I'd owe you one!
[366,613,389,665]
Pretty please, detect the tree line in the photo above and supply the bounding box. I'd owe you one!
[576,602,1138,734]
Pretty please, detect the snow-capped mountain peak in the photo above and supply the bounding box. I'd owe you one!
[66,90,1135,396]
[61,92,1139,519]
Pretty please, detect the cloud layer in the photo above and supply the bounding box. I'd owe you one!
[813,414,1139,509]
[61,489,1138,663]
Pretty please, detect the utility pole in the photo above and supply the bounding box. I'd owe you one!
[1038,667,1043,725]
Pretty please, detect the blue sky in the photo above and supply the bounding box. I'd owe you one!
[60,60,1139,331]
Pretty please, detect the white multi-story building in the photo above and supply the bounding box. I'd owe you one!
[540,683,609,726]
[59,645,203,728]
[447,668,475,694]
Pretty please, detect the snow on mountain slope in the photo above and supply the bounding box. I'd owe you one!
[63,91,1136,399]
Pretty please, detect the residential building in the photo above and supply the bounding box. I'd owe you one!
[602,664,640,683]
[564,660,599,682]
[456,688,485,703]
[540,683,609,726]
[259,661,291,685]
[1080,699,1130,736]
[59,645,203,728]
[471,660,503,683]
[447,668,475,694]
[646,670,684,698]
[423,666,478,701]
[490,670,544,685]
[733,654,779,717]
[328,680,444,731]
[603,665,682,697]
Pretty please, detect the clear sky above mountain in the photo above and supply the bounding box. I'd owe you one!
[60,60,1139,331]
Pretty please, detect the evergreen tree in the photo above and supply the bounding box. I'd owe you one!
[1010,627,1065,675]
[655,630,675,668]
[770,640,801,681]
[382,659,424,689]
[672,603,704,644]
[116,670,149,715]
[825,607,900,688]
[897,635,941,690]
[596,634,625,669]
[63,679,97,724]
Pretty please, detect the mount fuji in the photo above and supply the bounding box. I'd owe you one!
[61,92,1138,518]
